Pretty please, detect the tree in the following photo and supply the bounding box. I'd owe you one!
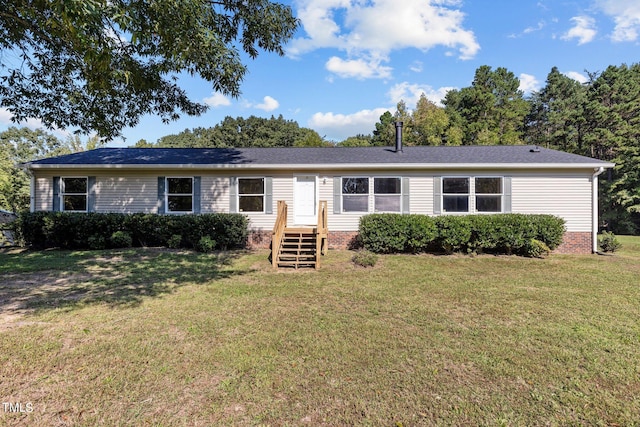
[411,94,454,145]
[0,0,298,140]
[526,67,587,152]
[371,111,396,146]
[295,129,333,147]
[443,65,528,145]
[337,134,373,147]
[582,64,640,233]
[0,127,66,212]
[153,115,316,148]
[0,127,103,212]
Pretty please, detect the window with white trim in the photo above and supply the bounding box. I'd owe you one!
[374,177,401,212]
[475,177,502,212]
[342,177,369,212]
[166,177,193,212]
[61,177,88,212]
[238,178,265,212]
[442,177,470,213]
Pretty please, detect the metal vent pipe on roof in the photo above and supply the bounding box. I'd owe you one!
[395,121,403,153]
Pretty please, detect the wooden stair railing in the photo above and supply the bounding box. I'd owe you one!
[271,200,288,269]
[271,200,328,269]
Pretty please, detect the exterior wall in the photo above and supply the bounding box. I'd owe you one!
[31,168,597,254]
[511,173,592,232]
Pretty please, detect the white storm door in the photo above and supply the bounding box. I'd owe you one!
[294,175,317,225]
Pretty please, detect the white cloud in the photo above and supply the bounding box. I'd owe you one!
[564,71,588,83]
[289,0,479,79]
[387,82,455,107]
[308,108,390,140]
[0,108,70,138]
[409,61,424,73]
[255,96,280,112]
[325,56,392,79]
[203,92,231,108]
[561,16,597,45]
[518,73,541,94]
[595,0,640,42]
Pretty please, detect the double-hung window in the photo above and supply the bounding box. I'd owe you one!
[442,177,470,213]
[61,177,88,212]
[475,177,502,212]
[239,178,265,212]
[342,177,369,212]
[166,177,193,213]
[374,177,402,212]
[440,176,504,213]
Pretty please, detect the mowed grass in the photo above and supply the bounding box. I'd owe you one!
[1,239,639,426]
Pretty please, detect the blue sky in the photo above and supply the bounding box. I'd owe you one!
[1,0,639,147]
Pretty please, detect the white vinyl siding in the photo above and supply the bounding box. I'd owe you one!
[201,177,229,213]
[95,175,159,213]
[512,174,592,232]
[35,177,53,211]
[30,169,595,234]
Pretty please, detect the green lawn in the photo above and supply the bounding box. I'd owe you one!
[1,239,639,426]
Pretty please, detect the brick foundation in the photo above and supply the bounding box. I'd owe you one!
[246,230,272,249]
[249,230,594,254]
[554,231,593,254]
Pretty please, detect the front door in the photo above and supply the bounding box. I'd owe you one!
[294,175,317,225]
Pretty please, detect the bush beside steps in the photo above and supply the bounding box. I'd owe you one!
[358,213,565,258]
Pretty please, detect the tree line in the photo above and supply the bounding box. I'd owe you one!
[2,63,638,233]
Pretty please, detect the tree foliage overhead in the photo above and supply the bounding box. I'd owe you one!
[0,0,298,140]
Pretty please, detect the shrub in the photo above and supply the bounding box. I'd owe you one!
[13,212,249,251]
[196,236,216,253]
[358,214,407,254]
[88,235,106,250]
[598,231,622,253]
[167,234,183,249]
[522,239,550,258]
[110,231,132,248]
[357,213,566,257]
[352,250,378,267]
[358,214,436,254]
[434,215,473,254]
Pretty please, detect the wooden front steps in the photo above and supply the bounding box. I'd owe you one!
[275,228,318,269]
[271,201,328,269]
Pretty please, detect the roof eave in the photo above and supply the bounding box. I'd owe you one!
[26,162,615,170]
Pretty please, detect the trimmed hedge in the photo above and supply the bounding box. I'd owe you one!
[359,213,565,257]
[11,212,249,251]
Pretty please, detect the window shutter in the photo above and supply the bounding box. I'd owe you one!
[157,177,166,214]
[193,176,201,214]
[402,177,410,214]
[433,176,442,215]
[229,177,238,213]
[264,177,273,214]
[333,177,342,214]
[87,176,96,212]
[52,176,61,212]
[503,176,512,213]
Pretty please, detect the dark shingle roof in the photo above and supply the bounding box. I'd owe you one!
[26,145,613,169]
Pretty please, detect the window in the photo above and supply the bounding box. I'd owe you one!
[62,177,88,212]
[374,177,401,212]
[442,177,469,213]
[166,177,193,212]
[475,177,502,212]
[342,177,369,212]
[239,178,264,212]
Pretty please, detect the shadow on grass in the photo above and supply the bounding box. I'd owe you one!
[0,248,251,317]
